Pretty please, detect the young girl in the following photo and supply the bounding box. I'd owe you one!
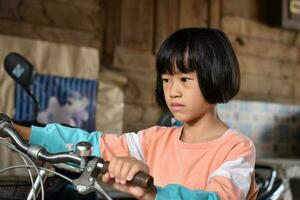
[13,28,258,200]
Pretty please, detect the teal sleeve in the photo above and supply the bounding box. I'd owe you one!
[29,124,102,157]
[155,184,220,200]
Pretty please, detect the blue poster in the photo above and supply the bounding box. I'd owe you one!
[14,74,99,131]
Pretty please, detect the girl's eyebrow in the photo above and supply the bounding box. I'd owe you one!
[178,72,194,75]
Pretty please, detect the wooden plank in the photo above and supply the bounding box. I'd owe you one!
[208,0,221,28]
[228,34,298,62]
[238,54,296,79]
[180,0,208,28]
[49,0,101,9]
[123,103,162,131]
[123,71,156,105]
[0,0,22,20]
[295,66,300,80]
[0,0,101,32]
[294,80,300,100]
[44,2,100,32]
[113,46,155,73]
[236,92,297,104]
[237,54,300,103]
[102,0,121,65]
[113,47,156,104]
[223,16,298,45]
[0,19,101,48]
[119,0,154,51]
[19,1,50,25]
[154,0,179,53]
[240,73,293,97]
[222,0,259,20]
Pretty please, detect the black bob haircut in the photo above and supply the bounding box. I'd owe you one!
[155,27,240,107]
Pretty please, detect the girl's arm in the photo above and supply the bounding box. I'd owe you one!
[20,123,132,158]
[155,185,219,200]
[13,124,31,141]
[28,123,102,156]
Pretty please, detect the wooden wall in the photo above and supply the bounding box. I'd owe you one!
[0,0,299,132]
[222,0,300,104]
[0,0,102,48]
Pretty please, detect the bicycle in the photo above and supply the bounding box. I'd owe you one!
[0,113,154,200]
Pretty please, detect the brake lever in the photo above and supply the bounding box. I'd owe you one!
[53,163,83,173]
[73,157,100,192]
[93,180,113,200]
[72,141,154,198]
[73,157,112,199]
[73,156,155,200]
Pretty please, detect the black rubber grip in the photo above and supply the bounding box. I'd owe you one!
[129,171,154,188]
[101,160,154,188]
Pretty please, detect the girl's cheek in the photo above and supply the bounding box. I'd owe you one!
[163,85,170,93]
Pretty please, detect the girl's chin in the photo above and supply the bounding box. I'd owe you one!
[172,113,188,122]
[172,113,199,124]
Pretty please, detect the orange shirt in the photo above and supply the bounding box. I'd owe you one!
[100,126,258,200]
[30,124,258,200]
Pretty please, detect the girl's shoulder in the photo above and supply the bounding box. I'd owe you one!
[220,129,256,165]
[221,129,256,155]
[224,129,254,144]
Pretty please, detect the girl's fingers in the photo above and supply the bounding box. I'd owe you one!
[120,161,131,183]
[108,157,116,178]
[102,173,111,183]
[108,157,149,185]
[127,164,141,181]
[104,157,154,199]
[113,157,124,178]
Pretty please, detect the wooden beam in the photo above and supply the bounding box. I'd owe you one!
[154,0,179,53]
[208,0,222,28]
[119,0,154,51]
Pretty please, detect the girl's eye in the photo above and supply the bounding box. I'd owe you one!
[181,77,190,82]
[162,78,169,83]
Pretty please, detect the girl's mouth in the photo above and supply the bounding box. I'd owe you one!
[170,102,184,112]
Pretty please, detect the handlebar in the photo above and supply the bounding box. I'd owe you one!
[0,114,154,189]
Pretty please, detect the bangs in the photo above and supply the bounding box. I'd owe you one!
[156,42,196,75]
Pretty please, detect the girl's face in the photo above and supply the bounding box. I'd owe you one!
[162,71,214,124]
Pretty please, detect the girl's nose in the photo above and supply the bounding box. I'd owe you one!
[169,82,181,98]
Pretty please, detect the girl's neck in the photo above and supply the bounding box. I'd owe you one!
[180,108,228,143]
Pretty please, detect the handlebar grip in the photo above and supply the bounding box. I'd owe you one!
[0,113,12,124]
[130,171,154,188]
[101,160,154,188]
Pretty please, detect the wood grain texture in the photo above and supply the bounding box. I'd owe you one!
[119,0,154,51]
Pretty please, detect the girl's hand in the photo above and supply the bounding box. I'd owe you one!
[102,156,156,200]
